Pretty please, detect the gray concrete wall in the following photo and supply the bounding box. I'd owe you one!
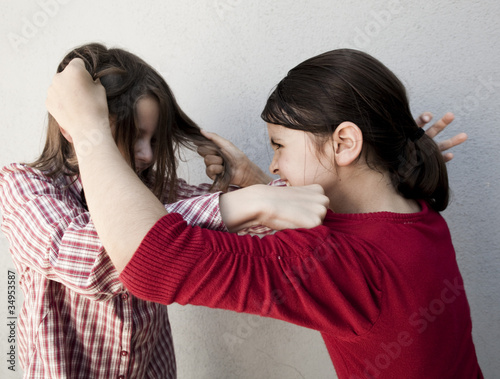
[0,0,498,377]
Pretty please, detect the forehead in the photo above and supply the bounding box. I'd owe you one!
[266,123,313,143]
[267,123,289,139]
[136,96,159,133]
[136,96,159,119]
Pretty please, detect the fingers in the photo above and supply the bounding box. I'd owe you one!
[294,186,329,227]
[200,129,240,154]
[197,145,219,157]
[204,155,223,166]
[417,112,466,161]
[303,183,327,197]
[206,165,224,180]
[67,57,86,69]
[415,112,433,128]
[424,112,455,138]
[203,154,224,180]
[442,153,454,163]
[46,57,108,134]
[437,132,468,152]
[303,184,330,209]
[200,129,227,146]
[198,129,241,159]
[250,184,330,231]
[54,58,90,85]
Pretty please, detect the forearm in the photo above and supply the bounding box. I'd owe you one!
[45,58,166,272]
[73,128,166,272]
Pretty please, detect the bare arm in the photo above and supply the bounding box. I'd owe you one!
[46,59,328,272]
[46,59,167,271]
[75,130,166,271]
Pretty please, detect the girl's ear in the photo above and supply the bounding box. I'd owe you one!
[59,125,73,143]
[332,121,363,166]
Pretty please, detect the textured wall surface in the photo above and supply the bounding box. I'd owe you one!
[0,0,499,378]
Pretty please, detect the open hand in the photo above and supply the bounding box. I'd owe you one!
[415,112,468,162]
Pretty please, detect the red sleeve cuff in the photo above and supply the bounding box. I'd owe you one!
[119,213,205,304]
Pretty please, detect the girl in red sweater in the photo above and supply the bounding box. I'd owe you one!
[46,49,483,378]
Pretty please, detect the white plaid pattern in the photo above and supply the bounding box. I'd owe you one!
[0,163,226,379]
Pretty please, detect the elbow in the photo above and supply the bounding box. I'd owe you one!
[110,255,129,274]
[120,279,175,306]
[104,240,140,274]
[102,213,165,273]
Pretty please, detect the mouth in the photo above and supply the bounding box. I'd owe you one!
[274,178,290,187]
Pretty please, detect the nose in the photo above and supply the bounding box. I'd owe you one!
[269,154,279,175]
[135,140,154,168]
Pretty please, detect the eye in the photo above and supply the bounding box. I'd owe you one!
[271,139,283,150]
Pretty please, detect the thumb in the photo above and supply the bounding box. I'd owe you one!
[200,129,237,151]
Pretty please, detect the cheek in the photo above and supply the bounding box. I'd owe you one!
[135,139,147,153]
[279,157,305,186]
[287,154,322,187]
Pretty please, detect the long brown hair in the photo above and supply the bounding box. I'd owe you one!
[31,43,231,203]
[262,48,449,211]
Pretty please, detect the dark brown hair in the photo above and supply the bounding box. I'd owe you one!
[262,48,448,211]
[30,43,231,202]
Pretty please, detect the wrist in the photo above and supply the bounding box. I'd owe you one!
[220,185,266,232]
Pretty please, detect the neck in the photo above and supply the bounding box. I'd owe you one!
[327,166,420,214]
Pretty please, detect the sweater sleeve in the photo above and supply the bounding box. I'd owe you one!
[120,213,382,335]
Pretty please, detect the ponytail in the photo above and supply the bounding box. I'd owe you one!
[391,134,449,212]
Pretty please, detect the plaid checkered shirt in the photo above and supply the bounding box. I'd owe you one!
[0,163,230,379]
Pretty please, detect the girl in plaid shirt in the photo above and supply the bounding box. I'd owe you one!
[0,43,320,378]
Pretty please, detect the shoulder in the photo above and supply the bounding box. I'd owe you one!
[2,162,46,177]
[0,162,75,201]
[1,163,55,188]
[1,163,39,185]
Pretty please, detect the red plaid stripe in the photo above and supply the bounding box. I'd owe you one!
[0,163,227,379]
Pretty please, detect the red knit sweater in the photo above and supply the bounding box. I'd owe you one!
[120,201,483,378]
